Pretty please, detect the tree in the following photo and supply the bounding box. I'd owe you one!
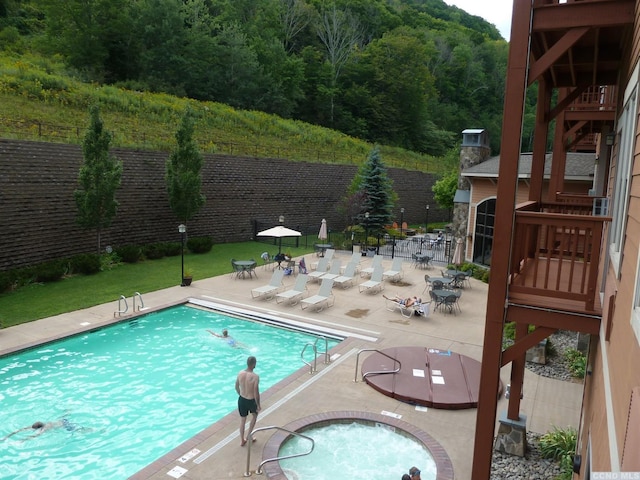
[432,167,458,211]
[75,105,123,254]
[355,146,394,232]
[166,108,205,224]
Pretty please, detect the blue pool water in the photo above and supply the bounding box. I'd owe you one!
[279,422,437,480]
[0,305,339,480]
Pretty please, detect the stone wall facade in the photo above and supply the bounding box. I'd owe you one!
[0,139,447,270]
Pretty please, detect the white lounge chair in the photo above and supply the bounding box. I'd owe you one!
[311,248,334,269]
[384,296,415,318]
[251,269,285,300]
[308,257,330,282]
[319,259,341,281]
[360,255,383,278]
[276,274,309,305]
[334,262,357,288]
[359,266,384,294]
[301,278,335,312]
[340,252,361,274]
[383,257,404,283]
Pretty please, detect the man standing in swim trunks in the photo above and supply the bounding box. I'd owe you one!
[235,355,260,446]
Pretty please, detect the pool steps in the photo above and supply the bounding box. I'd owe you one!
[114,292,148,317]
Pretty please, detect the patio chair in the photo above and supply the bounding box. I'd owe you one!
[382,257,404,283]
[319,259,342,281]
[334,262,357,289]
[276,274,309,305]
[359,266,384,294]
[307,257,330,283]
[360,255,383,278]
[341,252,361,274]
[260,252,273,270]
[443,294,460,315]
[429,289,444,312]
[251,269,285,300]
[422,274,431,293]
[301,278,335,312]
[311,249,334,269]
[384,295,414,318]
[431,279,444,291]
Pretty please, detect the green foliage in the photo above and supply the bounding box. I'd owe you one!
[70,253,101,275]
[356,146,395,232]
[116,245,142,264]
[74,105,123,254]
[0,270,12,293]
[163,242,182,257]
[432,165,458,211]
[34,259,67,282]
[165,108,205,223]
[186,236,214,254]
[564,348,587,378]
[143,243,166,260]
[540,425,577,480]
[503,322,536,341]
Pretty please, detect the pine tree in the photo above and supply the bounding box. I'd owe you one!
[165,108,205,224]
[75,105,122,254]
[357,146,394,232]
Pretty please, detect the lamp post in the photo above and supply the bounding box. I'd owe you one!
[425,204,430,234]
[278,215,284,255]
[179,224,186,286]
[364,212,369,255]
[400,208,404,237]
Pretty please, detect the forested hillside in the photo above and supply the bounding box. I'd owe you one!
[0,0,510,156]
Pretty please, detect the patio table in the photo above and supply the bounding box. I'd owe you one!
[232,260,257,279]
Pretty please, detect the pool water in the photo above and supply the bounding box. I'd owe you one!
[279,422,437,480]
[0,305,339,480]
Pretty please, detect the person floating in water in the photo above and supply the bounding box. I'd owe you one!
[207,328,246,348]
[1,418,81,441]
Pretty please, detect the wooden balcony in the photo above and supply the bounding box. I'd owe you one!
[507,201,610,320]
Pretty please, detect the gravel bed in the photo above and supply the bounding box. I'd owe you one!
[490,330,580,479]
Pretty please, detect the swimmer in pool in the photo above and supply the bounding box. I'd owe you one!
[207,329,246,348]
[1,418,82,441]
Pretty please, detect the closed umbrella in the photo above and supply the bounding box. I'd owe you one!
[257,225,302,255]
[452,238,464,266]
[318,219,328,241]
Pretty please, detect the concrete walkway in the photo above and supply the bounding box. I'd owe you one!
[0,251,584,479]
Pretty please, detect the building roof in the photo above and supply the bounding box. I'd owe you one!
[461,152,596,181]
[462,128,485,134]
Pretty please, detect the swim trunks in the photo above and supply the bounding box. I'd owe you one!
[61,418,75,431]
[238,395,258,417]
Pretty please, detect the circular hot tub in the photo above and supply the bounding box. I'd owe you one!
[261,411,454,480]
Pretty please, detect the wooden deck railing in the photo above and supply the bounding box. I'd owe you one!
[509,201,611,312]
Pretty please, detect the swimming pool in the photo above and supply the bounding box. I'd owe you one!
[0,304,340,479]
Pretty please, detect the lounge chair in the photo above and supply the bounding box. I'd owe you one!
[319,259,342,281]
[384,295,415,318]
[311,248,334,269]
[301,278,335,312]
[276,274,309,305]
[334,262,357,288]
[359,266,384,294]
[250,269,285,300]
[340,252,361,274]
[360,255,383,278]
[307,257,330,282]
[382,257,404,283]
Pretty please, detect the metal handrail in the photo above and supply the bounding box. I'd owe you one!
[132,292,145,311]
[114,295,128,317]
[314,336,330,364]
[244,425,314,477]
[301,342,317,374]
[354,348,401,382]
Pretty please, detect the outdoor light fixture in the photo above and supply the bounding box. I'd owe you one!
[178,224,187,286]
[400,208,405,237]
[279,215,285,224]
[605,132,615,146]
[364,212,370,255]
[425,204,430,234]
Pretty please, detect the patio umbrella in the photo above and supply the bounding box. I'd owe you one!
[257,225,302,255]
[318,219,328,241]
[452,238,464,266]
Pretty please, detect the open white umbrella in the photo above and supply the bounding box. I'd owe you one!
[318,219,328,241]
[452,238,464,266]
[257,225,302,255]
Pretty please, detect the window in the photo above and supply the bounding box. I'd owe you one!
[473,198,496,266]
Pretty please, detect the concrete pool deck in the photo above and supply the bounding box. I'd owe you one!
[0,252,584,479]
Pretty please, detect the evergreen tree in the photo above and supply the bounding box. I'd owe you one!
[357,146,394,232]
[75,105,123,254]
[166,108,206,224]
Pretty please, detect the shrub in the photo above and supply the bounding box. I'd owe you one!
[116,245,142,263]
[187,236,213,254]
[143,243,166,260]
[34,259,67,282]
[70,253,101,275]
[565,348,586,378]
[163,241,182,256]
[540,426,577,480]
[0,271,12,293]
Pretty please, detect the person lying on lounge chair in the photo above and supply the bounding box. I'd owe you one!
[383,294,419,308]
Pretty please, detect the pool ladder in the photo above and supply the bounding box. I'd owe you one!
[114,292,147,317]
[353,348,402,382]
[244,425,314,477]
[300,336,331,374]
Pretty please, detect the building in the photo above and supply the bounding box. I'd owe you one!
[471,0,640,478]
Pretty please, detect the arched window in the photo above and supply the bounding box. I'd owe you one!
[473,198,496,266]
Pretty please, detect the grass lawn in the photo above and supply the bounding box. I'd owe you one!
[0,241,315,327]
